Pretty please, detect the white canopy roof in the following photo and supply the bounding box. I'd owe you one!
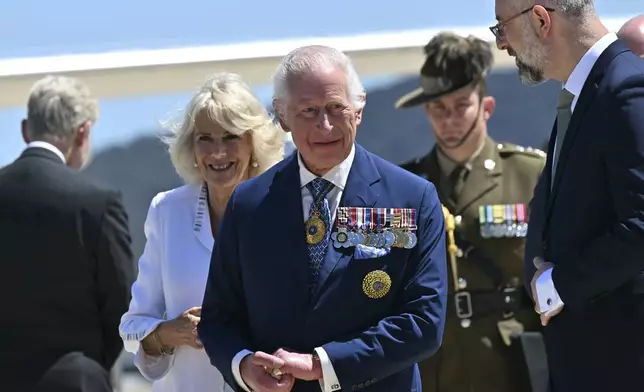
[0,17,630,109]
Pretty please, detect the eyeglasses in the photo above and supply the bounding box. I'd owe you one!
[489,6,555,41]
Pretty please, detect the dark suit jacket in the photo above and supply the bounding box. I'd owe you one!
[0,147,134,391]
[199,144,448,392]
[525,40,644,391]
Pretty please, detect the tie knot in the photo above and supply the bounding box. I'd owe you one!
[449,165,467,180]
[306,178,333,199]
[558,89,575,110]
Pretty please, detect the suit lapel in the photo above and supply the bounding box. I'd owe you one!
[543,122,558,197]
[192,184,214,252]
[313,145,381,301]
[454,138,502,215]
[547,84,596,204]
[544,40,629,229]
[272,154,312,294]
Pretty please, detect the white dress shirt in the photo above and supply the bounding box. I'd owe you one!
[232,144,356,392]
[536,32,618,314]
[119,185,230,392]
[25,141,66,163]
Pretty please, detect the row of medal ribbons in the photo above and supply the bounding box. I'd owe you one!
[478,203,528,238]
[332,207,418,249]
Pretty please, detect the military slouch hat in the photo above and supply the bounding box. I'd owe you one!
[396,32,494,108]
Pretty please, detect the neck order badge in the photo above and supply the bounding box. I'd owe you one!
[305,179,335,245]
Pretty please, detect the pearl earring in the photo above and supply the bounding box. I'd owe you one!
[193,163,198,167]
[251,161,258,168]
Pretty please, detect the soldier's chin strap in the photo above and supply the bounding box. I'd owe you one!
[437,98,483,151]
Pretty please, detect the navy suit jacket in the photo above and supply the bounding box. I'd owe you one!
[525,40,644,390]
[199,144,448,392]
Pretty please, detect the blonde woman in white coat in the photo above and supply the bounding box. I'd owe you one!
[119,72,284,392]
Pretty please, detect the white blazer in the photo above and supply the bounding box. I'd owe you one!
[119,184,231,392]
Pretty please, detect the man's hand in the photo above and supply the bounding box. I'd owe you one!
[272,348,323,381]
[240,351,294,392]
[531,257,564,326]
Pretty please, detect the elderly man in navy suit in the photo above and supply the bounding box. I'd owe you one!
[493,0,644,390]
[198,45,448,392]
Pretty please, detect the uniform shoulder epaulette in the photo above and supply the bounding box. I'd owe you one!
[400,157,423,171]
[497,142,546,159]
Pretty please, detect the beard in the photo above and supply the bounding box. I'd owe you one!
[515,26,550,85]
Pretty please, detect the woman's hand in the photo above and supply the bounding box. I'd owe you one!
[141,306,203,355]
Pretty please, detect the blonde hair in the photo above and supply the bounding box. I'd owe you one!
[162,72,285,184]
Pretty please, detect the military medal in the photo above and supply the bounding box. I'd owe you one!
[479,205,493,238]
[505,204,517,237]
[492,204,505,238]
[348,230,361,246]
[362,208,374,246]
[362,270,392,299]
[401,208,418,249]
[406,232,418,249]
[351,207,366,245]
[332,227,350,248]
[332,208,351,248]
[390,210,404,248]
[516,203,528,237]
[372,209,385,248]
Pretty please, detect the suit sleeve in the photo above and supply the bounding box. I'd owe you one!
[321,182,448,388]
[96,191,135,369]
[198,189,253,390]
[118,195,176,381]
[552,73,644,309]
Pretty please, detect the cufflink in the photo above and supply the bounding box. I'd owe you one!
[546,298,552,306]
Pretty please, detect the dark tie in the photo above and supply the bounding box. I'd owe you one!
[448,165,468,204]
[305,178,334,295]
[552,89,575,184]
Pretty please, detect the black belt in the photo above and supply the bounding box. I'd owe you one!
[453,286,532,320]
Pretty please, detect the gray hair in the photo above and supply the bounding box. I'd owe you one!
[272,45,366,114]
[162,72,285,185]
[512,0,594,18]
[26,75,99,143]
[551,0,594,17]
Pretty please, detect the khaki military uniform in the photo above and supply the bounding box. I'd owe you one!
[401,136,546,392]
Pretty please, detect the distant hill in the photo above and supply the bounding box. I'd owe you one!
[84,68,560,259]
[84,136,183,258]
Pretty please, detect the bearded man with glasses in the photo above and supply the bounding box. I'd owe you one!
[494,1,644,391]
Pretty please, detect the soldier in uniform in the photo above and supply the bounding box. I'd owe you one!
[396,32,547,392]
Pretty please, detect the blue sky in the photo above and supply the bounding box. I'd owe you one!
[0,0,639,165]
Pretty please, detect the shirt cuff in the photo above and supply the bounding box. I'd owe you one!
[232,349,254,392]
[535,267,564,313]
[133,344,174,381]
[314,347,341,392]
